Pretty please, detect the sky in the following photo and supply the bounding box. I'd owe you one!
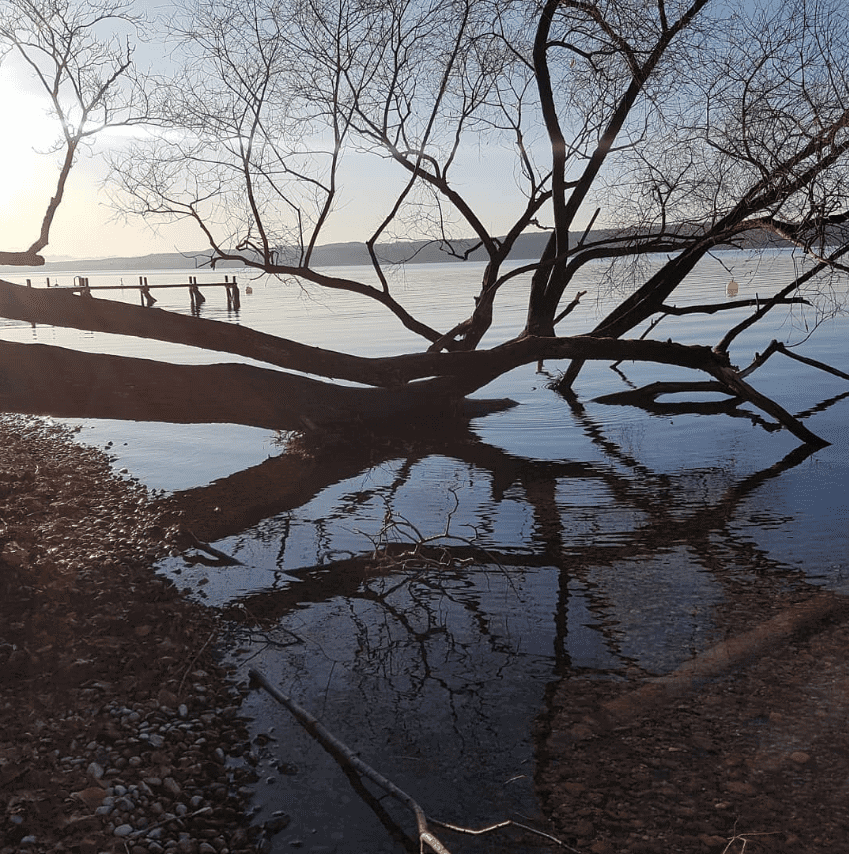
[0,7,539,263]
[0,48,197,260]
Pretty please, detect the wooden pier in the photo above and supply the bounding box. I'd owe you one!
[27,274,242,312]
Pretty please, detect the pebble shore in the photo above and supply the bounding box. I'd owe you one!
[0,415,269,853]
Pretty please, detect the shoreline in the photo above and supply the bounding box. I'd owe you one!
[0,415,259,854]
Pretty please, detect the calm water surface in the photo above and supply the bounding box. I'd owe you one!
[2,252,848,851]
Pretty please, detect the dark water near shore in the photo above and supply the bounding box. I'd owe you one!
[2,252,848,851]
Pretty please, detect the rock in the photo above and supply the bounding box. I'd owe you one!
[790,751,810,765]
[86,762,104,780]
[573,819,594,837]
[163,776,182,796]
[570,723,595,740]
[113,823,134,837]
[71,787,107,808]
[2,542,28,567]
[264,813,291,834]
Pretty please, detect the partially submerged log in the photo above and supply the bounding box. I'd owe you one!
[595,380,737,408]
[0,278,835,445]
[0,277,733,387]
[0,340,511,431]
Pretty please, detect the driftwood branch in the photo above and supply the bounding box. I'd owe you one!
[169,526,243,565]
[248,667,452,853]
[248,667,569,853]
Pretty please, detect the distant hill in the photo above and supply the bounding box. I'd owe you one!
[2,227,805,275]
[2,236,550,274]
[4,250,244,274]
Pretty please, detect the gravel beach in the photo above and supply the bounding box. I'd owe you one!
[0,415,262,854]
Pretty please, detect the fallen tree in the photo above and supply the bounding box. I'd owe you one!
[2,0,848,448]
[0,277,833,445]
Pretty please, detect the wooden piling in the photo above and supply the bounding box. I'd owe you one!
[139,276,156,307]
[58,274,238,308]
[224,275,240,310]
[189,275,205,312]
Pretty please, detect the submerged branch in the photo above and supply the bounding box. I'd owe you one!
[595,380,737,407]
[706,365,829,447]
[248,668,451,853]
[248,668,569,853]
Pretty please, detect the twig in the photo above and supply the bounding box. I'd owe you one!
[249,667,452,853]
[128,806,212,837]
[248,668,570,853]
[553,290,587,326]
[721,829,780,853]
[177,626,218,696]
[432,816,580,851]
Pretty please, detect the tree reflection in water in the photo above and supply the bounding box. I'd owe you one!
[151,389,847,852]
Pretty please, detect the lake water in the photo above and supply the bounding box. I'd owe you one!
[1,252,848,852]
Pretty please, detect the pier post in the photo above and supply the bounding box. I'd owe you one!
[225,275,241,310]
[189,275,205,312]
[139,276,156,307]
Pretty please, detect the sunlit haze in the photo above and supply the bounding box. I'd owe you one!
[0,7,541,264]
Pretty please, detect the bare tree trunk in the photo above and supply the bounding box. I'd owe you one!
[1,278,831,444]
[0,339,509,431]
